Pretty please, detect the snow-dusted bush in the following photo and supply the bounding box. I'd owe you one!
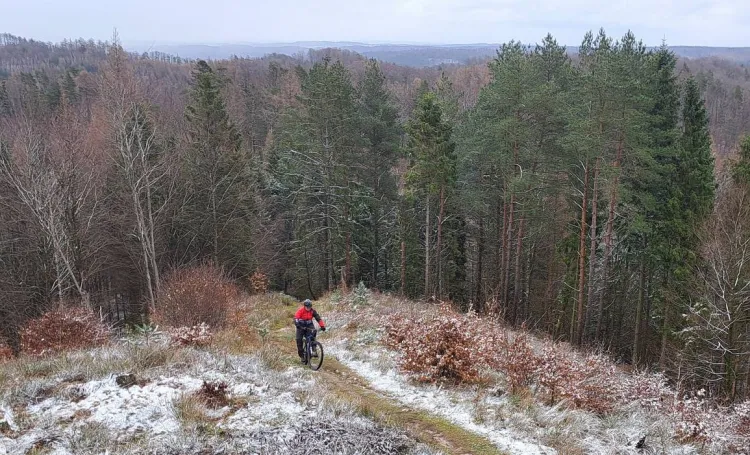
[619,371,673,411]
[385,305,505,384]
[673,391,710,444]
[563,354,617,415]
[537,343,577,404]
[168,323,213,347]
[737,400,750,435]
[20,306,109,357]
[153,264,240,328]
[352,281,371,308]
[496,331,539,393]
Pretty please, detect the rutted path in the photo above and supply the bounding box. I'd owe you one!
[319,357,504,455]
[271,326,504,455]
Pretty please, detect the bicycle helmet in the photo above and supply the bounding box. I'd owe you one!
[303,299,312,308]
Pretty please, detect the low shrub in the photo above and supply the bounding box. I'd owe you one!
[497,331,539,394]
[20,306,109,357]
[735,401,750,436]
[620,371,673,411]
[0,339,13,361]
[153,264,240,329]
[168,323,213,347]
[561,354,617,415]
[536,343,577,404]
[196,380,230,408]
[673,392,711,444]
[384,304,615,413]
[385,306,500,384]
[248,270,269,294]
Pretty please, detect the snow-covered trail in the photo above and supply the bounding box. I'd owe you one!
[327,341,557,455]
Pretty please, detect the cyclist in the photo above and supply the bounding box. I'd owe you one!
[294,299,326,364]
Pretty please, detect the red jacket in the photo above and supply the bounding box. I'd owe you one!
[294,307,325,329]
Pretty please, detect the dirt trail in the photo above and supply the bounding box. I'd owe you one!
[271,325,504,455]
[319,356,504,455]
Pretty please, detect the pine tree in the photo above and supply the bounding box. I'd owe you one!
[435,72,460,124]
[406,91,456,298]
[0,81,10,116]
[357,59,401,289]
[575,30,654,348]
[678,77,715,222]
[274,58,362,294]
[618,45,681,365]
[62,70,79,106]
[656,76,715,367]
[177,60,253,272]
[733,135,750,185]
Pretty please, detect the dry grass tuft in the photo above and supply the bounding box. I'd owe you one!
[171,392,211,427]
[65,421,114,454]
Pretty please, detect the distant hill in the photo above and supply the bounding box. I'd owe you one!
[126,42,750,67]
[668,46,750,64]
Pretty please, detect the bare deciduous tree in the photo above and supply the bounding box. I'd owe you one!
[683,181,750,401]
[0,112,99,305]
[99,41,172,305]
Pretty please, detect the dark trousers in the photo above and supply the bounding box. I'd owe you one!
[296,327,311,358]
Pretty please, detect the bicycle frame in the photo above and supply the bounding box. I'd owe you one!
[301,326,323,370]
[303,327,317,355]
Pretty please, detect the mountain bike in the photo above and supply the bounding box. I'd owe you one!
[301,327,324,371]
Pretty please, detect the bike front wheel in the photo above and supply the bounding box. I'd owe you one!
[302,339,311,365]
[308,341,324,371]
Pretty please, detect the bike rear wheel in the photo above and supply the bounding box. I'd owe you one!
[308,341,324,371]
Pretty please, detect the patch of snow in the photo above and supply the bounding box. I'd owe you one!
[1,349,325,454]
[28,375,202,438]
[329,344,556,455]
[0,404,18,432]
[223,390,312,440]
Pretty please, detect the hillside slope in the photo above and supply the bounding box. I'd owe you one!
[1,292,748,454]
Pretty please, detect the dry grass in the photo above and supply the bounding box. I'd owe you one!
[542,430,586,455]
[0,342,190,412]
[65,421,115,454]
[256,343,293,371]
[213,293,294,352]
[212,293,299,372]
[211,327,260,355]
[171,393,211,427]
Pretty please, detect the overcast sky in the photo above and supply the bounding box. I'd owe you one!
[2,0,748,47]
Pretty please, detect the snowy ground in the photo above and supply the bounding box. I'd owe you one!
[0,339,435,455]
[328,339,703,455]
[2,292,746,455]
[330,341,557,455]
[321,296,728,455]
